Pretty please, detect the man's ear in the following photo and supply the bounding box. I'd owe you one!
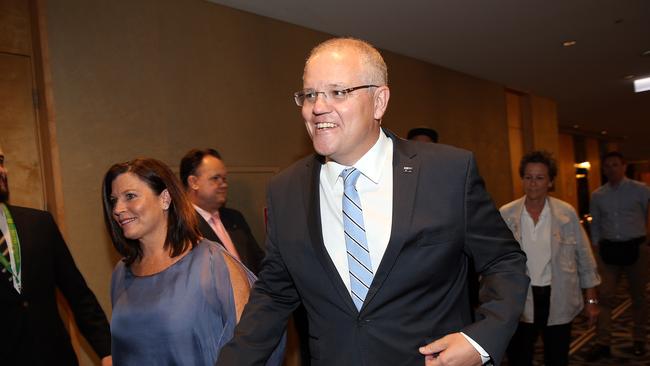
[188,175,199,190]
[373,85,390,121]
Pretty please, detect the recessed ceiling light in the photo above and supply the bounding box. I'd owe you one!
[634,76,650,93]
[562,40,577,47]
[600,130,608,135]
[641,50,650,57]
[572,124,579,129]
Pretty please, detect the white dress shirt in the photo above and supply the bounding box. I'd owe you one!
[521,200,552,286]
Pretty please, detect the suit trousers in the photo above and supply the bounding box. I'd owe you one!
[506,286,572,366]
[596,242,648,344]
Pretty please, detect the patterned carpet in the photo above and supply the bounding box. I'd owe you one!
[525,276,650,365]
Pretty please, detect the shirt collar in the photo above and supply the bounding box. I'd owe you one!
[540,199,550,218]
[606,176,629,190]
[522,198,550,220]
[323,130,392,187]
[193,204,217,222]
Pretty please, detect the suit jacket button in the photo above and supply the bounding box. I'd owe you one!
[22,301,29,308]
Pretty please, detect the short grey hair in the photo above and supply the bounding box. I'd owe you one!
[305,37,388,85]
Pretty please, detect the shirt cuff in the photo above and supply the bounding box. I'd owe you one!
[461,332,491,365]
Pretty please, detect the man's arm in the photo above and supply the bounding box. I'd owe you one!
[216,189,300,365]
[47,211,112,360]
[574,207,601,289]
[422,154,529,366]
[589,193,601,246]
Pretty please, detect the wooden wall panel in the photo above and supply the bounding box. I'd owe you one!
[585,137,601,193]
[0,53,44,209]
[556,133,577,209]
[506,91,524,199]
[0,0,32,55]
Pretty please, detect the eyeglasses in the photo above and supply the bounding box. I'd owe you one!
[293,85,379,106]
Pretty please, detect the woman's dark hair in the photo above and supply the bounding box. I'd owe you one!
[102,158,201,266]
[519,150,557,181]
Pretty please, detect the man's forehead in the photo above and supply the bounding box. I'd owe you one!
[303,57,363,86]
[198,155,226,173]
[604,157,624,165]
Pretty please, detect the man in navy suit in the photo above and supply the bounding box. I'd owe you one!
[0,144,111,365]
[217,38,528,366]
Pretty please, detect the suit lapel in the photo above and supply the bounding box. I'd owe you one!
[363,132,420,310]
[196,211,220,243]
[304,155,358,313]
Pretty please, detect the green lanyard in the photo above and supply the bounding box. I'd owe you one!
[0,204,21,291]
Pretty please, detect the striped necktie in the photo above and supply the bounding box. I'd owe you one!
[341,167,373,310]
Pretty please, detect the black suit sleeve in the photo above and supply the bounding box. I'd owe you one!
[460,155,529,365]
[47,212,112,358]
[217,188,300,365]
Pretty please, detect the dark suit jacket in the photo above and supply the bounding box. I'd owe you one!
[196,207,265,275]
[217,130,529,366]
[0,205,111,365]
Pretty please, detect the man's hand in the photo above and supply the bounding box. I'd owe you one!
[101,355,112,366]
[418,333,482,366]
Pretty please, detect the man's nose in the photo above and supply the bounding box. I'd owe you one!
[311,92,331,113]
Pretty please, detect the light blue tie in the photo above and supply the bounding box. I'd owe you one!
[341,167,373,310]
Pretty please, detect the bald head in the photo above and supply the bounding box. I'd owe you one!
[305,38,388,86]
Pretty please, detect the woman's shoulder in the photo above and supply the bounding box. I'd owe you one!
[112,259,127,275]
[499,196,525,215]
[193,238,229,259]
[548,196,577,214]
[194,239,255,281]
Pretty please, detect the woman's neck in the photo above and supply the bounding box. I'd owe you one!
[132,227,191,276]
[524,196,546,224]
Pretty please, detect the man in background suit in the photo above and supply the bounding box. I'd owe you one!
[0,144,111,365]
[180,148,265,274]
[217,38,528,365]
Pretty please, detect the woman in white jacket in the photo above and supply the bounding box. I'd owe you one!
[500,151,600,366]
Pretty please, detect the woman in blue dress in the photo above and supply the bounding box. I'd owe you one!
[101,158,283,365]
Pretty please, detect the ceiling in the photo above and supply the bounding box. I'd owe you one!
[207,0,650,160]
